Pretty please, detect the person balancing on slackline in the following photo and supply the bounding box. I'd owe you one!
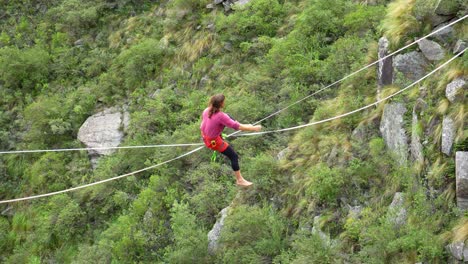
[200,94,262,187]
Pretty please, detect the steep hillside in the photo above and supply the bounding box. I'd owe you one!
[0,0,466,263]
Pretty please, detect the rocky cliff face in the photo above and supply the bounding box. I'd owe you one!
[375,7,466,261]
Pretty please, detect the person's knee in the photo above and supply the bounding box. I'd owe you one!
[232,151,239,160]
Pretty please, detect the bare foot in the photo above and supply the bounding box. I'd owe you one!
[236,179,253,187]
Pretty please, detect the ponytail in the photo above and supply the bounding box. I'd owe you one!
[208,94,225,118]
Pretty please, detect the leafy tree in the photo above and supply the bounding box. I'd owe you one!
[115,39,171,89]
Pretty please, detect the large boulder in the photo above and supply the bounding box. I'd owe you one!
[380,103,408,164]
[418,39,445,61]
[377,37,393,97]
[208,207,229,254]
[441,116,455,155]
[445,78,466,103]
[77,107,130,167]
[393,51,429,82]
[456,152,468,211]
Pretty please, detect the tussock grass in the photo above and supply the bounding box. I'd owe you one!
[179,32,216,62]
[453,217,468,242]
[451,104,465,142]
[439,182,456,208]
[381,0,420,47]
[427,157,447,187]
[436,98,450,115]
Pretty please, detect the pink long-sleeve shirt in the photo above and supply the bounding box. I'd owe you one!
[200,108,240,138]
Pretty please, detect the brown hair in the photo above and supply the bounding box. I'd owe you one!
[208,94,225,118]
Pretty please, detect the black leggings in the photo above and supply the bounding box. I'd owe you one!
[221,145,240,171]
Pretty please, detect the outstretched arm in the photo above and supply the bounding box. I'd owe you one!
[239,124,262,132]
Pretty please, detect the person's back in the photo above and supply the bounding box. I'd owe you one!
[200,108,239,139]
[200,94,262,187]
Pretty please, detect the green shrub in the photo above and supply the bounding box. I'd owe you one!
[343,5,386,34]
[275,230,340,264]
[28,153,70,192]
[163,201,210,263]
[0,46,49,91]
[319,36,368,83]
[47,195,86,242]
[0,217,12,254]
[23,95,73,146]
[304,163,344,205]
[218,205,286,263]
[47,0,102,39]
[216,0,285,45]
[242,153,283,199]
[113,38,171,91]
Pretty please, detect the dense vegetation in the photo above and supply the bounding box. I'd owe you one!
[0,0,466,263]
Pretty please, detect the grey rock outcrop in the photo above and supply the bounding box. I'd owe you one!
[393,51,429,82]
[208,207,229,254]
[447,241,466,262]
[235,0,252,6]
[431,22,455,45]
[277,147,290,161]
[74,39,84,47]
[456,152,468,211]
[377,37,393,97]
[326,145,339,166]
[441,116,455,155]
[380,103,408,164]
[445,78,466,103]
[1,206,14,216]
[453,40,467,54]
[212,0,252,11]
[418,39,445,61]
[428,15,453,28]
[312,215,331,245]
[78,107,130,167]
[351,121,379,144]
[388,192,407,228]
[347,205,363,219]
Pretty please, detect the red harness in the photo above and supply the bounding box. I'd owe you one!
[201,132,229,152]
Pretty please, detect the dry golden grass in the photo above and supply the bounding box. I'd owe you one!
[450,217,468,243]
[381,0,419,47]
[451,104,465,141]
[108,31,123,49]
[179,32,216,62]
[436,98,450,115]
[427,157,447,186]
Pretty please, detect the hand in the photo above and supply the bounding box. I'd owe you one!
[253,125,262,132]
